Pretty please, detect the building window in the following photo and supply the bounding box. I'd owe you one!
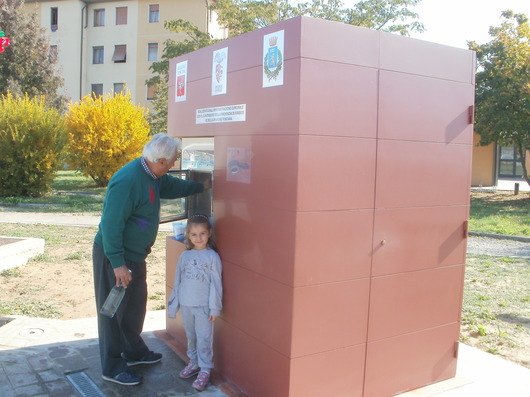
[116,7,127,25]
[498,146,524,178]
[114,83,125,95]
[112,45,127,63]
[147,43,158,62]
[49,45,58,62]
[149,4,159,23]
[50,7,58,32]
[147,84,157,100]
[91,84,103,97]
[94,9,105,27]
[93,46,104,64]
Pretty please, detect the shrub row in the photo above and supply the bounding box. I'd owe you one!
[0,91,150,197]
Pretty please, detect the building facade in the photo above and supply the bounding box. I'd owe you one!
[25,0,227,110]
[471,132,530,187]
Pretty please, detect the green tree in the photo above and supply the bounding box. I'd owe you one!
[147,0,424,133]
[213,0,424,38]
[0,92,66,197]
[470,11,530,187]
[0,0,66,110]
[343,0,425,34]
[65,92,151,187]
[209,0,298,37]
[147,20,216,134]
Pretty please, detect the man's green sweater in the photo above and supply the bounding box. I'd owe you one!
[94,158,204,268]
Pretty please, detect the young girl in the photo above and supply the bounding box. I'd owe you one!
[167,213,223,391]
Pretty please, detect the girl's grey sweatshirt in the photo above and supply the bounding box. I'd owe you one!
[167,248,223,317]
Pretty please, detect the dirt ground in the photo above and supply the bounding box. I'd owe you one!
[0,224,168,320]
[471,189,530,202]
[462,311,530,370]
[1,220,529,370]
[460,254,530,369]
[2,191,527,320]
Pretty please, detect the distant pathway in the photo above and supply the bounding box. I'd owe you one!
[0,211,173,231]
[0,211,100,227]
[466,235,530,259]
[1,211,529,258]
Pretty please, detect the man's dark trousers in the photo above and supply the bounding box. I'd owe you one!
[93,243,150,377]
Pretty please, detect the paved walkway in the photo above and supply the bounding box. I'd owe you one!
[495,178,530,192]
[467,234,530,258]
[0,311,229,397]
[1,310,529,397]
[0,211,172,232]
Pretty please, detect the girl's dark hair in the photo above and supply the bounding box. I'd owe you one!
[185,213,218,252]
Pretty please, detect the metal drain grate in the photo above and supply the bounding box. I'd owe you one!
[66,371,107,397]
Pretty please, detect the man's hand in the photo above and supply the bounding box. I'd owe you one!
[202,177,212,190]
[114,265,132,288]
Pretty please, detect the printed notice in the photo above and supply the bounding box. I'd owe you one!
[175,60,188,102]
[196,104,246,124]
[227,147,251,184]
[263,30,284,88]
[212,47,228,96]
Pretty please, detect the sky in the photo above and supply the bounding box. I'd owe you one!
[340,0,529,49]
[407,0,530,49]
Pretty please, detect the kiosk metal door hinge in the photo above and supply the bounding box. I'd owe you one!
[454,342,459,358]
[468,105,474,124]
[463,220,469,238]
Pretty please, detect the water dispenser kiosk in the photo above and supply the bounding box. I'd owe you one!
[164,16,475,397]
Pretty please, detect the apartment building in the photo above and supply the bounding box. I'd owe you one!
[25,0,227,110]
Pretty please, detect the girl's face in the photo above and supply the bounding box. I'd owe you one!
[188,223,211,250]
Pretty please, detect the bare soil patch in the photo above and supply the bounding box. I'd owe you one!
[1,214,529,371]
[0,237,22,247]
[471,189,530,202]
[0,224,167,320]
[461,255,530,369]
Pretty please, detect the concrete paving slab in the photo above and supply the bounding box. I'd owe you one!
[399,343,530,396]
[0,311,228,397]
[495,179,530,192]
[0,236,45,272]
[1,311,529,397]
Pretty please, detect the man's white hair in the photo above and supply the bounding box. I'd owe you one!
[142,133,181,162]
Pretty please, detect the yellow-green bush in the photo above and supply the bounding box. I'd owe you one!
[65,92,151,187]
[66,93,149,186]
[0,92,66,197]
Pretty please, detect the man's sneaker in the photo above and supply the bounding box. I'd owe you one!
[179,361,201,379]
[124,351,162,366]
[192,371,210,391]
[102,371,142,386]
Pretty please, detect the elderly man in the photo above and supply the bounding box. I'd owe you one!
[93,133,210,386]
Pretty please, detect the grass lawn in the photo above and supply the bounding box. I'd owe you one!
[461,255,530,368]
[0,171,529,369]
[469,191,530,237]
[1,226,528,369]
[1,171,529,237]
[0,223,168,319]
[0,170,186,217]
[0,170,105,214]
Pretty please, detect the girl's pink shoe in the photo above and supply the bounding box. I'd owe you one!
[192,371,210,391]
[179,362,200,379]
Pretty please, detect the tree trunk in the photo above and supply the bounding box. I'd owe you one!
[515,143,530,188]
